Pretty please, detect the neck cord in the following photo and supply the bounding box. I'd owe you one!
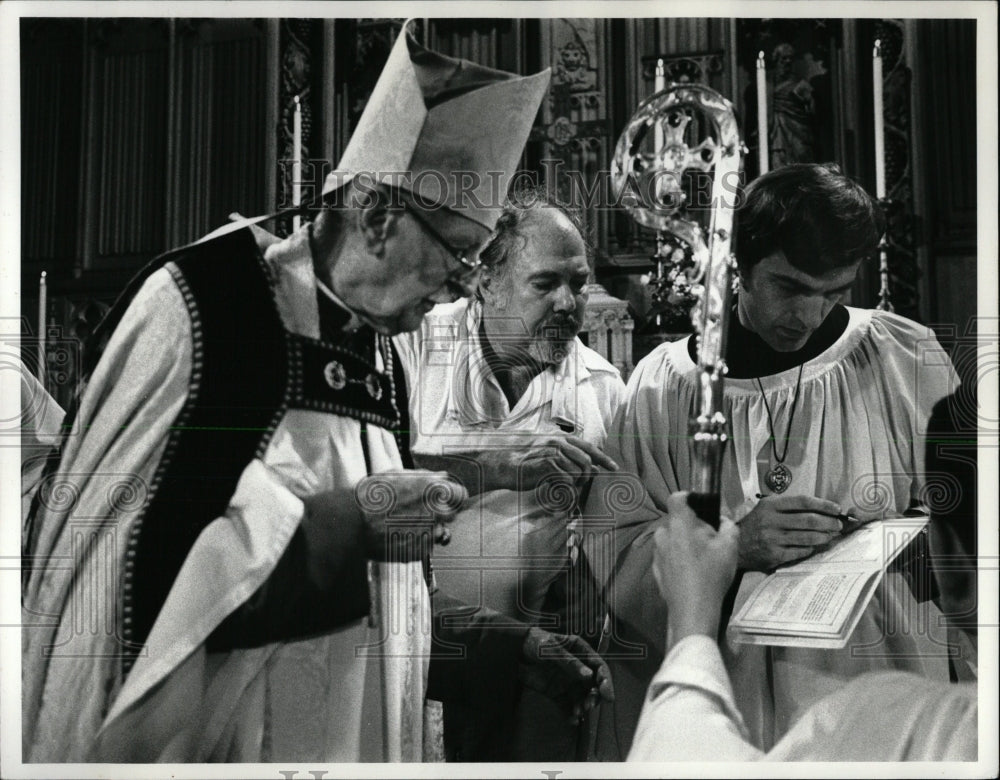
[755,362,805,464]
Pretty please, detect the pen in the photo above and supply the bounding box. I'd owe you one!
[755,494,859,532]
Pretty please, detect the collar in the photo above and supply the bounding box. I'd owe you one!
[686,301,850,379]
[444,299,591,430]
[315,276,366,333]
[262,225,367,339]
[310,222,366,333]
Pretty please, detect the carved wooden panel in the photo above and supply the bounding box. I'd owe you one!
[21,18,278,403]
[172,20,270,245]
[427,18,524,73]
[325,18,402,178]
[914,19,977,329]
[536,18,611,266]
[84,20,170,267]
[605,18,734,267]
[78,18,272,266]
[20,20,85,268]
[918,19,976,253]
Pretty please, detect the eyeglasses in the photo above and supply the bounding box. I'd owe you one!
[400,199,483,297]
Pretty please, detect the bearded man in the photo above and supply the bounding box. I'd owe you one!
[393,191,624,759]
[394,189,624,625]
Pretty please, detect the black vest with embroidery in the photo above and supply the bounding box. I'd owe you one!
[113,228,410,675]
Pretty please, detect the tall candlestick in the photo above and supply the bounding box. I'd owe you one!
[756,51,769,175]
[37,271,47,385]
[654,59,665,156]
[873,40,886,198]
[292,95,302,231]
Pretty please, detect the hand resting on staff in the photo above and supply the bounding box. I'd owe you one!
[652,491,740,648]
[519,627,614,724]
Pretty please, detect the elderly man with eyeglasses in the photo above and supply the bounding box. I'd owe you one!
[22,22,612,765]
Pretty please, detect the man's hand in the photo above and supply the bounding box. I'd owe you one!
[414,436,619,497]
[355,470,467,560]
[653,492,740,646]
[518,627,614,723]
[737,493,843,571]
[495,434,620,492]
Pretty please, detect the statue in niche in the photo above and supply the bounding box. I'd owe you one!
[553,27,597,92]
[768,42,823,167]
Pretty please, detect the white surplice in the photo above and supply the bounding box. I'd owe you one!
[22,229,430,763]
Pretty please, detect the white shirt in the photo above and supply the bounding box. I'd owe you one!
[393,298,625,455]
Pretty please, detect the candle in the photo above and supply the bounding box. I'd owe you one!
[654,59,665,156]
[756,51,768,175]
[292,95,302,231]
[38,271,47,385]
[873,40,886,198]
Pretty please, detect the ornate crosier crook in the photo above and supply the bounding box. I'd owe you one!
[611,82,743,529]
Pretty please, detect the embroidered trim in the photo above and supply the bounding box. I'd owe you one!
[290,333,400,430]
[255,250,295,460]
[121,263,205,674]
[121,233,288,675]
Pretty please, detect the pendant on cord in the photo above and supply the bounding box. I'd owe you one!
[764,463,793,493]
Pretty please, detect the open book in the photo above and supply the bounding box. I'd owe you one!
[727,516,930,649]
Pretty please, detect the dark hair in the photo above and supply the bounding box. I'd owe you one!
[734,163,885,276]
[478,185,593,280]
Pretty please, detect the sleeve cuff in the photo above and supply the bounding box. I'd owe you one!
[646,634,746,727]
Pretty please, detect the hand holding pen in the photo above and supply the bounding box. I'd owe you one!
[754,492,869,534]
[739,493,847,570]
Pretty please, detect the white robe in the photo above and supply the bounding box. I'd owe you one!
[22,229,430,762]
[628,635,976,762]
[584,307,959,754]
[20,360,65,522]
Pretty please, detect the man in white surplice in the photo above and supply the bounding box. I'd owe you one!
[584,163,959,757]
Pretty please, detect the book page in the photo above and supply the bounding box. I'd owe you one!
[778,516,930,573]
[729,516,930,644]
[731,569,875,634]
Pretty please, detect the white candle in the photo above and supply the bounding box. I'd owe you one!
[873,40,886,198]
[654,59,665,156]
[756,51,768,175]
[292,95,302,231]
[38,271,47,384]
